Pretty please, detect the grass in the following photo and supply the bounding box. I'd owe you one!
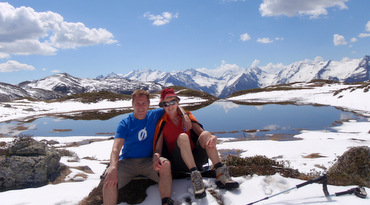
[153,85,219,101]
[50,91,132,103]
[223,155,303,179]
[226,83,308,98]
[52,129,72,133]
[303,153,327,158]
[53,108,132,121]
[226,79,346,98]
[327,146,370,187]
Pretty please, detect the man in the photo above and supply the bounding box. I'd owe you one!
[103,89,190,205]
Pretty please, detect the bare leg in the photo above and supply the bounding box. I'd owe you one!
[198,131,221,165]
[178,133,207,198]
[177,133,197,169]
[158,159,172,199]
[102,180,118,205]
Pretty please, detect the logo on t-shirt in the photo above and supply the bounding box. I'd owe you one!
[138,127,148,141]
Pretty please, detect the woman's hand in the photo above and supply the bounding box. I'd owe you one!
[206,135,217,150]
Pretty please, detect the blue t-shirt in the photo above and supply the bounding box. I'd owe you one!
[115,108,164,159]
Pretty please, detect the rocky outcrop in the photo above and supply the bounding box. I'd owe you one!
[0,136,61,191]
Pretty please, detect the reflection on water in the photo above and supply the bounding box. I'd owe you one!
[190,100,364,139]
[0,100,364,139]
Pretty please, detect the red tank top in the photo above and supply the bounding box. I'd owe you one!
[163,115,196,156]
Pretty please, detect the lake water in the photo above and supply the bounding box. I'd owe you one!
[0,100,364,139]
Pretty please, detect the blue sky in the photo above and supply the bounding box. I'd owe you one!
[1,0,369,84]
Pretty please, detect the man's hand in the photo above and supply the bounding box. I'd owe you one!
[152,153,162,171]
[182,113,192,131]
[104,166,118,189]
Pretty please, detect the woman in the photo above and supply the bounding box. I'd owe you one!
[153,88,239,199]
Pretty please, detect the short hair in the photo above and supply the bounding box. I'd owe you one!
[132,89,150,104]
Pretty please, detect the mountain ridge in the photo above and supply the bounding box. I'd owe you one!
[0,55,369,101]
[121,55,369,97]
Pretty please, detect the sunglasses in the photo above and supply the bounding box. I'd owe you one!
[163,99,177,107]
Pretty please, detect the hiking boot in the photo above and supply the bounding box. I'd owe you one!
[216,164,239,190]
[190,170,206,199]
[162,197,174,205]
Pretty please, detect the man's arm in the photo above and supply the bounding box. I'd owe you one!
[177,106,192,131]
[109,138,124,168]
[104,138,124,188]
[153,133,164,171]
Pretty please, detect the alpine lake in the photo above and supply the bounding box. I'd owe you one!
[0,100,366,140]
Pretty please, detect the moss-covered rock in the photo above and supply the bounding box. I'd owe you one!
[0,136,61,191]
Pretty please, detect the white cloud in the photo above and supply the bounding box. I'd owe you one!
[257,37,273,43]
[261,62,285,73]
[259,0,348,19]
[0,2,117,58]
[358,21,370,38]
[51,70,61,73]
[144,11,179,26]
[275,37,284,41]
[350,37,358,42]
[0,60,35,72]
[366,21,370,32]
[222,0,247,2]
[358,33,370,38]
[314,56,324,63]
[251,59,260,68]
[333,34,347,46]
[50,22,116,49]
[240,33,251,41]
[341,57,351,62]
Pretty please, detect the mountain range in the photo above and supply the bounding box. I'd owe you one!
[0,55,369,102]
[111,55,370,97]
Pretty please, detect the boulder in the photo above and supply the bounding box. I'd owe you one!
[0,136,61,191]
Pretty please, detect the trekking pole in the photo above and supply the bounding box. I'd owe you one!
[246,174,328,205]
[327,186,367,199]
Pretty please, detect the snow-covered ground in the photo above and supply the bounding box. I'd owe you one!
[0,83,369,205]
[0,96,207,123]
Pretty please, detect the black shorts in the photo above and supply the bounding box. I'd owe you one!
[169,140,209,172]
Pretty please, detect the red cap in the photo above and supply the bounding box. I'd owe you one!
[159,88,180,107]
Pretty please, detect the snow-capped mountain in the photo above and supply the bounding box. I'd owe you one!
[0,73,163,101]
[19,73,163,95]
[0,82,64,102]
[273,56,370,85]
[0,55,369,102]
[121,56,370,98]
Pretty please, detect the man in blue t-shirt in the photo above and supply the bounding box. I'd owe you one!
[103,89,190,205]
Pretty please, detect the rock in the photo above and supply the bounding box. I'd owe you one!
[327,146,370,187]
[23,108,35,112]
[0,136,61,191]
[79,177,156,205]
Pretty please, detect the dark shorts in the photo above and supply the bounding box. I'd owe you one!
[168,140,209,172]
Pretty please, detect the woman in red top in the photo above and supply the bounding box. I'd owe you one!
[153,88,239,199]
